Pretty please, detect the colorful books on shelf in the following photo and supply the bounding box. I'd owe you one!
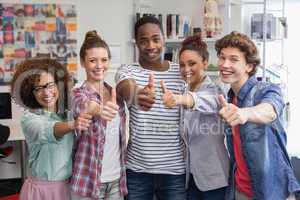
[136,13,191,39]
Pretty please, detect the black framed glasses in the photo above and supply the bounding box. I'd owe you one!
[33,82,56,94]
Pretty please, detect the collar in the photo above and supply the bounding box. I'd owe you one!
[186,75,212,92]
[81,81,112,96]
[199,75,212,89]
[30,109,61,119]
[228,76,257,102]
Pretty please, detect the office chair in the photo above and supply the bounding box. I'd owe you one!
[0,124,20,197]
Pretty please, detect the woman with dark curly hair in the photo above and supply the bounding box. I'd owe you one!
[161,33,229,200]
[10,58,92,200]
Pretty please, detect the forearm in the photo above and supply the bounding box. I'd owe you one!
[176,93,195,108]
[53,121,74,138]
[243,103,277,124]
[116,79,138,106]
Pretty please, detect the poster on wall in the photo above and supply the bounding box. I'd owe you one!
[0,3,77,85]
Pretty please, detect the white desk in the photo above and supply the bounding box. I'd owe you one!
[7,124,26,182]
[7,125,25,142]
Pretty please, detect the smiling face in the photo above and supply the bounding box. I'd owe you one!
[81,47,110,83]
[217,47,253,93]
[179,50,208,90]
[136,23,164,66]
[33,72,59,112]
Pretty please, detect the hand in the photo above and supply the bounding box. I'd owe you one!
[101,88,120,121]
[218,95,248,127]
[136,73,156,111]
[73,113,92,132]
[161,80,177,108]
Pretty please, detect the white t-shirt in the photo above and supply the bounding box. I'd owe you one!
[100,114,121,183]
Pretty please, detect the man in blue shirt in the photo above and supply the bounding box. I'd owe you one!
[216,31,300,200]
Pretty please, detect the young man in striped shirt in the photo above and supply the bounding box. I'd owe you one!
[116,16,186,200]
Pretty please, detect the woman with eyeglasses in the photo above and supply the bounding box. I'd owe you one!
[10,58,92,200]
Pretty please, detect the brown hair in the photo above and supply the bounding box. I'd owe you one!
[179,34,209,61]
[10,58,72,115]
[79,30,111,60]
[215,31,260,76]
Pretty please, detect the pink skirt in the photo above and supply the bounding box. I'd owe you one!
[19,177,71,200]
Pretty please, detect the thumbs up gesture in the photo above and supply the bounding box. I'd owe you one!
[136,73,156,111]
[161,80,178,108]
[101,88,119,121]
[73,113,92,132]
[218,95,248,126]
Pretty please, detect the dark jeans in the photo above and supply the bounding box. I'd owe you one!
[126,169,186,200]
[187,174,226,200]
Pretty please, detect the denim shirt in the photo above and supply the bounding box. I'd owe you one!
[224,76,300,200]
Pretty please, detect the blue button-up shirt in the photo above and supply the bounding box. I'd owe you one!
[224,76,300,200]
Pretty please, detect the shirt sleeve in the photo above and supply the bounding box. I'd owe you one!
[21,112,59,144]
[189,85,221,114]
[72,88,90,118]
[115,64,134,85]
[259,84,285,119]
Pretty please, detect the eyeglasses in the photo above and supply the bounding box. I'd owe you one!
[33,82,56,94]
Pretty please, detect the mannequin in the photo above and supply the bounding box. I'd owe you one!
[204,0,222,38]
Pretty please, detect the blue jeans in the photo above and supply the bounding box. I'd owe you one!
[126,169,186,200]
[187,174,226,200]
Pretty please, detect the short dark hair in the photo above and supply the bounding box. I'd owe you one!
[180,34,209,61]
[215,31,260,76]
[11,58,72,114]
[80,30,111,61]
[134,15,163,39]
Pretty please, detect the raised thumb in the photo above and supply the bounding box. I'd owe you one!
[111,88,117,104]
[160,80,167,93]
[218,95,228,108]
[148,72,155,88]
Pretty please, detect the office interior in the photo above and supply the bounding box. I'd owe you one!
[0,0,299,198]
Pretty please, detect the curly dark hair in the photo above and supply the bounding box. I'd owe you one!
[10,58,72,114]
[215,31,260,76]
[180,33,209,61]
[79,30,111,61]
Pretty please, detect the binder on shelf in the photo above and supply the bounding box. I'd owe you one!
[166,14,172,38]
[251,13,273,39]
[176,14,179,36]
[171,14,177,39]
[182,16,190,38]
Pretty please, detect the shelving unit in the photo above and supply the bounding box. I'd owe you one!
[242,0,289,126]
[242,0,287,83]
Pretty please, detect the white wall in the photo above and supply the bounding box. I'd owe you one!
[285,0,300,157]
